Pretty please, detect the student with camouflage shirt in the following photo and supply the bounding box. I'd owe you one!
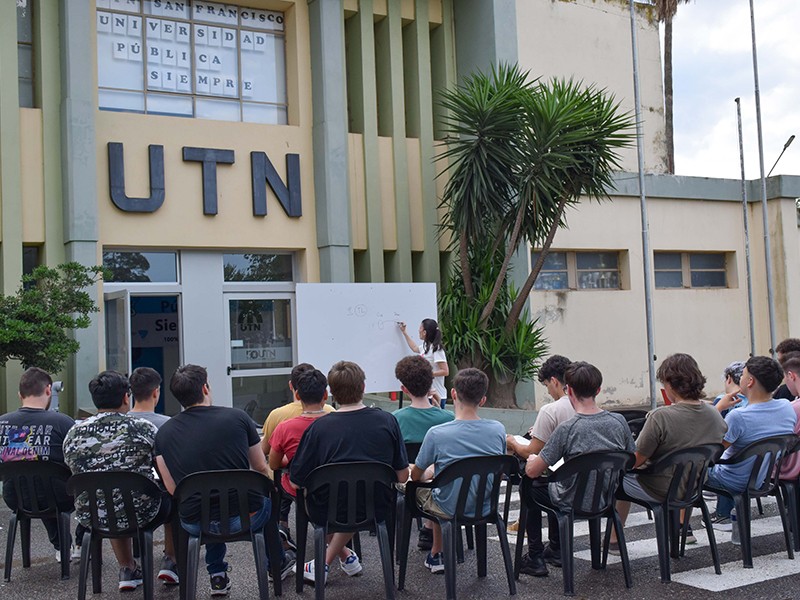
[63,371,173,592]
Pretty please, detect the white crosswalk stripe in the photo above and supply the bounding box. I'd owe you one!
[488,492,800,590]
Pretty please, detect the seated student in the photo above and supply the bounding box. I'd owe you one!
[712,361,747,418]
[268,369,331,502]
[0,367,80,561]
[154,365,292,597]
[521,362,635,577]
[774,339,800,400]
[706,356,798,530]
[776,352,800,481]
[129,367,170,429]
[392,355,455,551]
[289,361,408,584]
[411,368,506,573]
[612,354,727,548]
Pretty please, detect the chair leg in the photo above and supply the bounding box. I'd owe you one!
[455,522,464,564]
[774,489,795,560]
[782,483,800,552]
[295,508,308,594]
[186,535,201,600]
[513,502,527,579]
[352,531,362,563]
[556,514,574,596]
[612,510,634,589]
[77,531,92,600]
[588,518,602,570]
[140,530,155,600]
[397,503,414,590]
[313,525,327,600]
[698,500,721,575]
[495,517,517,596]
[90,535,103,594]
[756,497,764,515]
[252,531,271,600]
[441,520,458,600]
[733,496,752,568]
[503,478,513,524]
[476,523,488,578]
[651,506,671,583]
[679,506,694,558]
[4,513,18,582]
[668,509,681,560]
[58,511,71,580]
[465,524,474,550]
[265,521,284,596]
[375,520,395,600]
[19,517,31,568]
[175,524,189,600]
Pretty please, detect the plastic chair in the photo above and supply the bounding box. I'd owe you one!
[173,469,284,600]
[66,471,164,600]
[1,461,73,581]
[514,451,635,596]
[295,461,398,600]
[703,434,797,568]
[405,442,423,464]
[616,444,724,582]
[398,455,518,600]
[778,437,800,552]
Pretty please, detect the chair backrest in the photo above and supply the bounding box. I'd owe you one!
[67,470,162,536]
[428,455,519,523]
[626,418,647,440]
[173,469,274,538]
[646,443,724,507]
[405,442,422,464]
[0,460,72,517]
[300,461,397,529]
[549,451,635,518]
[722,434,798,498]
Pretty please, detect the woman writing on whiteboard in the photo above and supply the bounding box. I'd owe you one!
[399,319,449,407]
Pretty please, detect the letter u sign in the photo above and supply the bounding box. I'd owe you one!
[108,143,165,212]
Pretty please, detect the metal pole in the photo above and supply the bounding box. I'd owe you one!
[735,98,756,358]
[767,135,795,177]
[629,0,657,409]
[749,0,777,356]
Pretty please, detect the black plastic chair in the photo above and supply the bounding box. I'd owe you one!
[514,451,635,596]
[778,437,800,552]
[616,444,724,582]
[66,471,164,600]
[405,442,423,464]
[398,455,518,600]
[295,461,398,600]
[173,469,284,600]
[703,434,797,568]
[1,461,73,581]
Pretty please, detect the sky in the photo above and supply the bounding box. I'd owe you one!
[671,0,800,179]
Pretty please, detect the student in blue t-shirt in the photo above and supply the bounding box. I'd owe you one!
[706,356,798,530]
[410,368,506,574]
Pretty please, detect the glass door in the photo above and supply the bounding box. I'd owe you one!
[226,293,295,426]
[104,290,131,375]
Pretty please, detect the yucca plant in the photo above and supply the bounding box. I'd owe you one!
[437,64,635,407]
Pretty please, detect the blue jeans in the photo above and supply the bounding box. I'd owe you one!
[706,467,736,518]
[181,497,281,574]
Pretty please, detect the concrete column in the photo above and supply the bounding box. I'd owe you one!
[309,0,354,283]
[60,0,100,415]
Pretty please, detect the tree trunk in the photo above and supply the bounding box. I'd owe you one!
[487,373,518,408]
[664,15,675,174]
[459,233,475,299]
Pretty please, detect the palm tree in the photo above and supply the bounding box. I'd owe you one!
[655,0,692,174]
[437,64,635,407]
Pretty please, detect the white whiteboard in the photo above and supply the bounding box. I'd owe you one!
[296,283,438,393]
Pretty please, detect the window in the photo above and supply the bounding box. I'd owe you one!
[532,251,622,291]
[654,252,728,289]
[103,250,178,282]
[96,0,287,124]
[22,246,40,277]
[223,253,292,282]
[18,1,34,108]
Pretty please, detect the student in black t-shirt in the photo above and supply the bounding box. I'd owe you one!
[774,338,800,400]
[154,365,292,597]
[290,360,409,585]
[0,367,77,559]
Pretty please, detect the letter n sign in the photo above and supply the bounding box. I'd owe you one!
[251,152,302,217]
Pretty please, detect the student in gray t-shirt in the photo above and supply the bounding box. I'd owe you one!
[129,367,170,429]
[520,362,634,578]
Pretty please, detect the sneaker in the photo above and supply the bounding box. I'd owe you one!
[269,550,297,582]
[119,564,144,592]
[279,523,297,552]
[507,520,520,533]
[684,525,697,545]
[702,490,717,502]
[339,549,363,576]
[607,541,621,556]
[542,543,562,568]
[708,514,732,532]
[71,545,83,561]
[158,555,180,585]
[417,526,433,551]
[299,560,329,585]
[518,553,548,577]
[210,572,232,596]
[424,552,445,574]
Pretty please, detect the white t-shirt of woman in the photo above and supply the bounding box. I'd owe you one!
[421,346,447,399]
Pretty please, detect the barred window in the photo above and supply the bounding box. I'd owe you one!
[654,252,728,289]
[532,251,622,291]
